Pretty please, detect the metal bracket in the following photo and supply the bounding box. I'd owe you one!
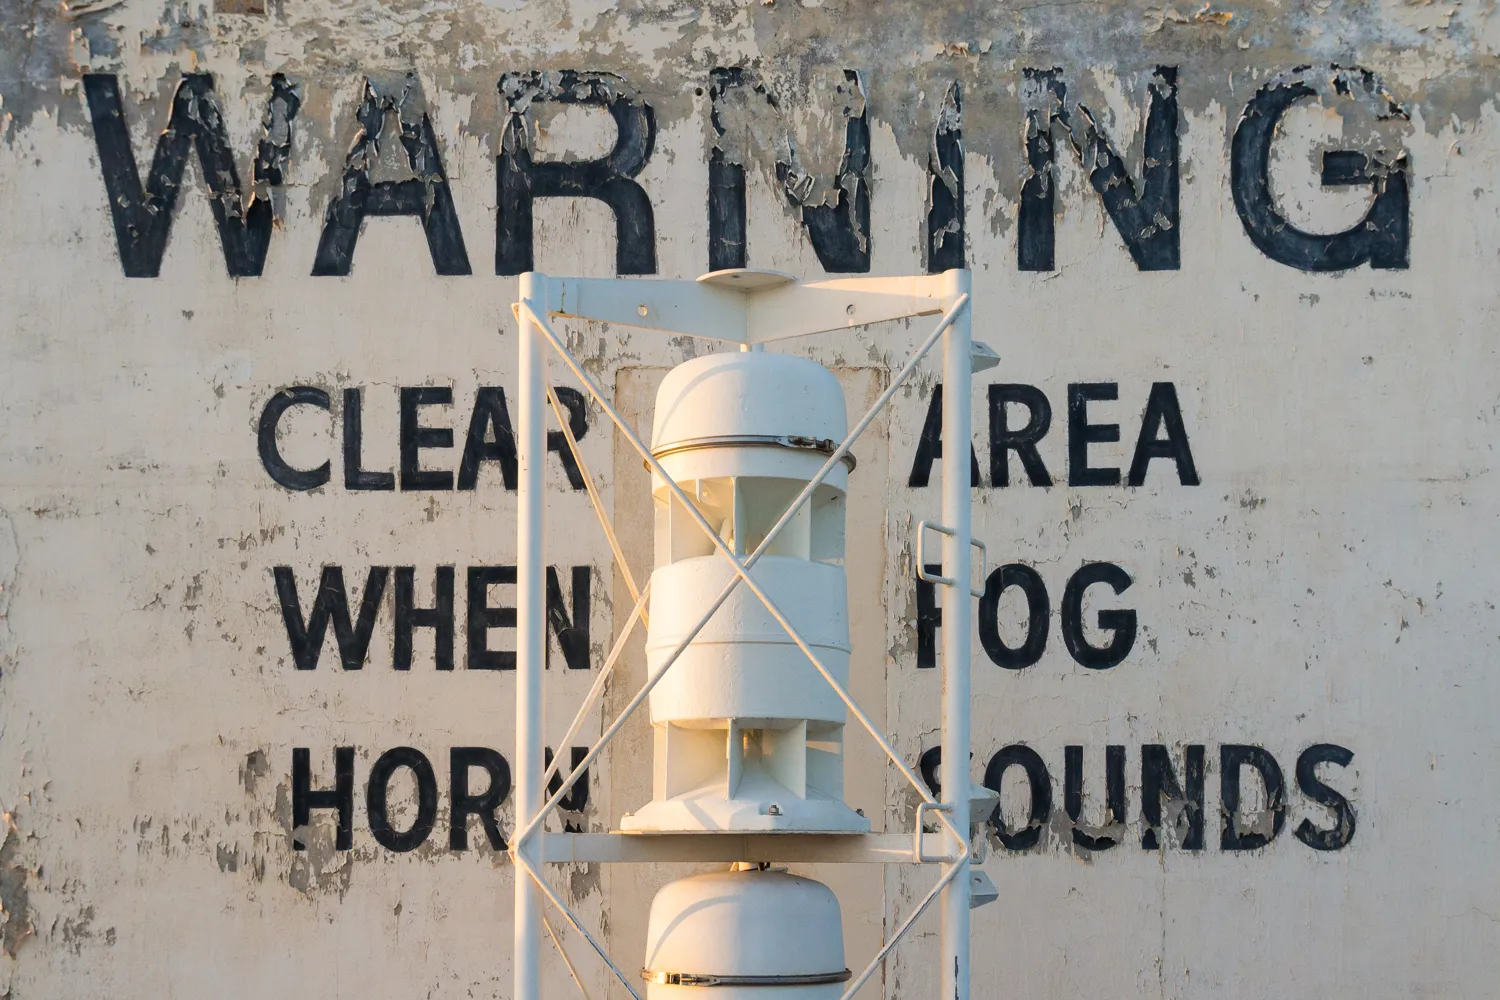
[915,520,987,598]
[968,870,999,909]
[967,784,999,864]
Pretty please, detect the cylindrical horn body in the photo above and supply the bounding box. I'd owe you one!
[621,352,867,834]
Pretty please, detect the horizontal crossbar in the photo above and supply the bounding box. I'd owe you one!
[538,832,960,865]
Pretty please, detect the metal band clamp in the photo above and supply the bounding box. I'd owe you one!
[642,969,854,987]
[649,434,858,472]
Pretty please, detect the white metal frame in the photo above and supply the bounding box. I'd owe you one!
[510,268,978,1000]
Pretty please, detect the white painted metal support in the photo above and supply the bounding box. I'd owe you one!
[938,267,974,1000]
[543,380,646,619]
[517,297,970,852]
[517,853,645,1000]
[514,271,547,1000]
[542,272,952,345]
[840,861,966,1000]
[540,582,650,791]
[510,294,971,853]
[543,914,594,1000]
[538,832,959,864]
[507,269,977,1000]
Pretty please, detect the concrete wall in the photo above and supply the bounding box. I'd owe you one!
[1,0,1497,996]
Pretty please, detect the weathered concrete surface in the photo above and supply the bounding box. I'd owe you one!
[1,0,1499,997]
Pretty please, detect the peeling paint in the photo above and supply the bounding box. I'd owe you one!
[0,819,32,959]
[0,509,15,681]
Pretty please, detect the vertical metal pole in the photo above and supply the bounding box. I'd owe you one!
[937,268,972,1000]
[515,271,547,1000]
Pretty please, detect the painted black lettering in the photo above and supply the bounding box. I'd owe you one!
[83,72,300,278]
[1060,562,1136,669]
[907,385,982,489]
[400,386,454,491]
[545,746,591,815]
[988,384,1052,488]
[914,563,943,669]
[919,746,943,797]
[312,75,471,276]
[1141,743,1205,850]
[274,566,389,670]
[983,745,1052,851]
[546,566,591,670]
[450,747,511,850]
[783,70,871,273]
[1221,744,1287,850]
[927,81,965,273]
[292,746,353,851]
[394,566,455,671]
[497,71,657,275]
[315,74,474,277]
[343,387,395,491]
[458,387,518,491]
[708,68,871,273]
[367,747,438,852]
[547,386,590,491]
[1231,66,1409,272]
[707,68,749,272]
[258,387,330,491]
[1295,743,1356,851]
[1019,67,1179,272]
[467,566,516,670]
[916,746,977,803]
[1127,382,1199,486]
[978,564,1049,670]
[1066,744,1125,850]
[1068,383,1120,487]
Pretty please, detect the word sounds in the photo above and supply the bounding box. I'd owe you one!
[922,742,1357,853]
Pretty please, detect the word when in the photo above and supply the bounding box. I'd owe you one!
[273,564,593,671]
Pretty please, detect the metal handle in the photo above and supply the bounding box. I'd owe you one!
[915,801,956,862]
[915,520,987,598]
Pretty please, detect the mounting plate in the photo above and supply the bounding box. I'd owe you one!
[697,268,798,291]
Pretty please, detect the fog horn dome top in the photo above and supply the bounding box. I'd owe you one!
[650,352,853,479]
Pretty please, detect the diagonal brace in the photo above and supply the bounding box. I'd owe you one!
[515,851,644,1000]
[516,296,971,855]
[839,861,965,1000]
[541,581,650,791]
